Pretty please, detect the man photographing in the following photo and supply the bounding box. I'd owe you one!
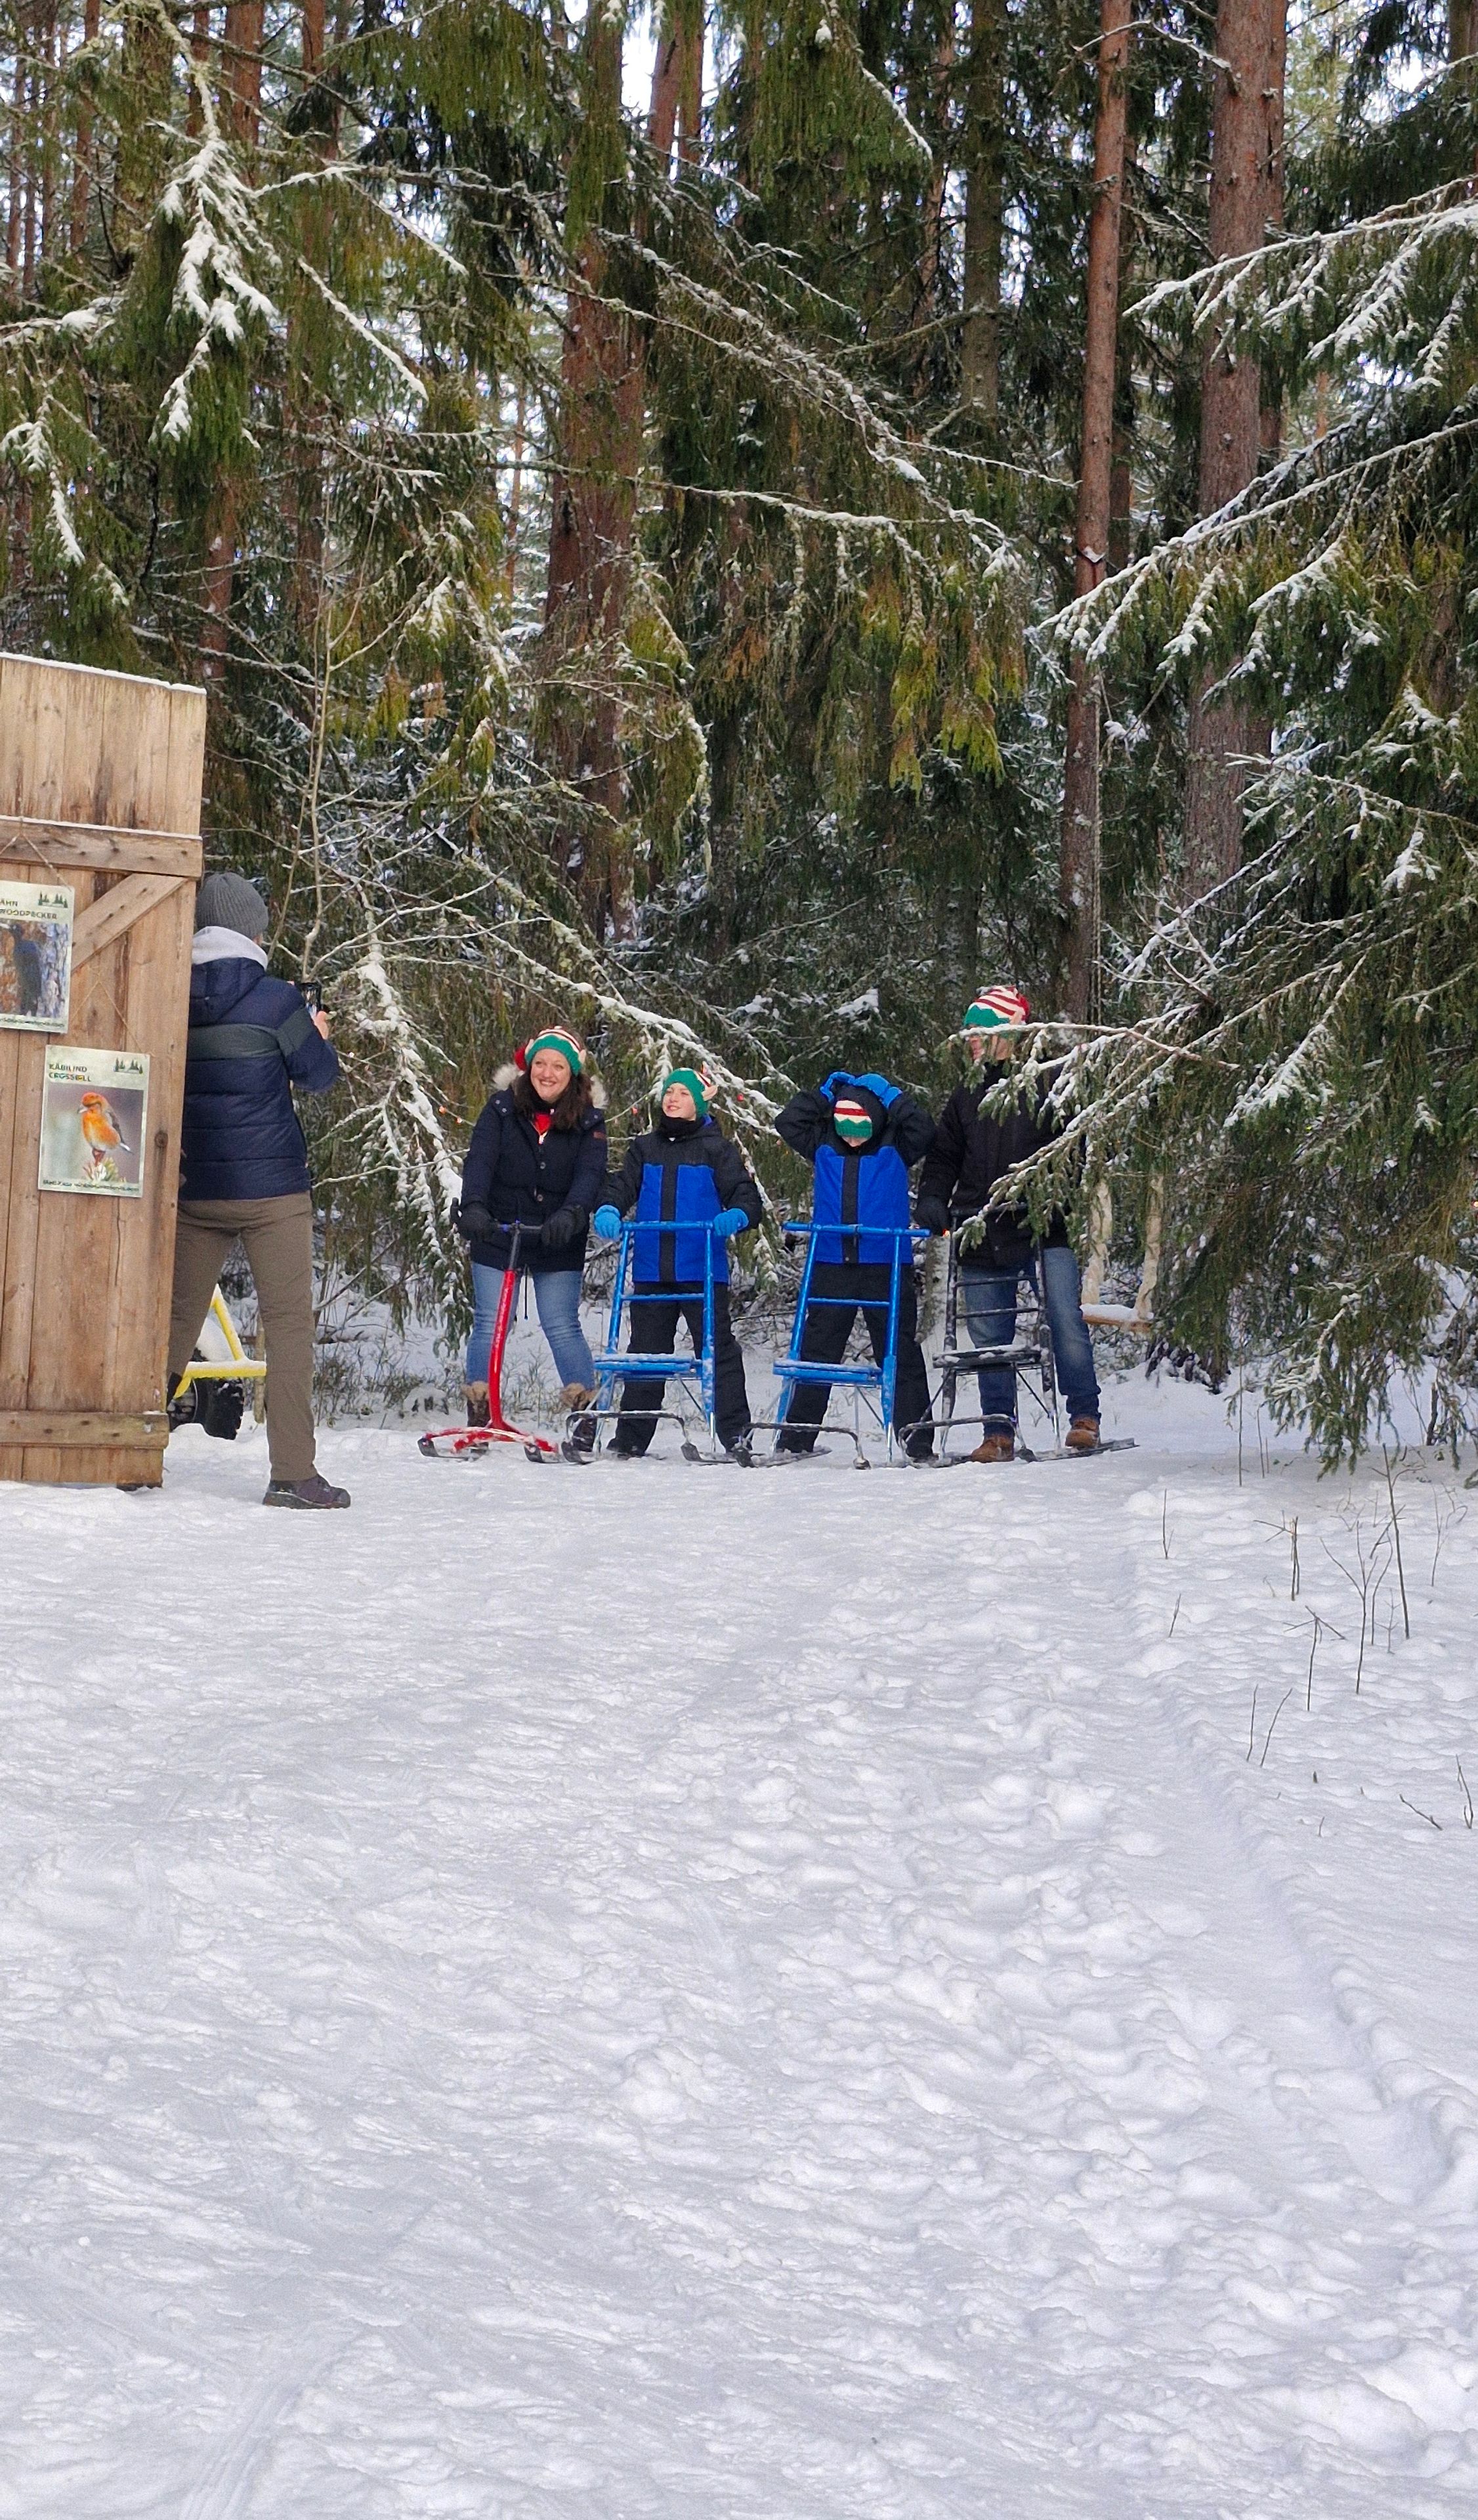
[166,871,348,1508]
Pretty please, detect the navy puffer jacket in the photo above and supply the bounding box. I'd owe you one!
[181,958,340,1201]
[460,1079,608,1273]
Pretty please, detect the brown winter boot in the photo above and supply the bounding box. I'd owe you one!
[1065,1415,1101,1455]
[559,1382,598,1454]
[970,1430,1015,1464]
[463,1381,491,1429]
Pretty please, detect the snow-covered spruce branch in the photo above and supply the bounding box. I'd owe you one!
[584,239,1021,555]
[345,942,465,1228]
[1050,406,1478,670]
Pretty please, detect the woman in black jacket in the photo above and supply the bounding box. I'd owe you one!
[456,1028,607,1424]
[916,988,1101,1461]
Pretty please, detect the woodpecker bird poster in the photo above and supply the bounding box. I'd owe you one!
[0,880,72,1031]
[38,1046,150,1197]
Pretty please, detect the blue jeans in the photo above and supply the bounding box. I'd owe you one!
[467,1264,595,1390]
[961,1245,1100,1428]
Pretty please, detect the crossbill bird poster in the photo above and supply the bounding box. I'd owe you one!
[0,880,72,1031]
[39,1046,149,1197]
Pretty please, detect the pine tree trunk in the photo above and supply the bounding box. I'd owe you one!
[1060,0,1131,1024]
[200,1,264,677]
[649,9,684,171]
[223,0,264,150]
[116,0,174,252]
[9,11,26,272]
[917,17,955,324]
[677,5,702,164]
[291,0,331,625]
[542,3,641,941]
[1182,0,1286,900]
[961,0,1003,421]
[69,0,101,254]
[1452,2,1478,60]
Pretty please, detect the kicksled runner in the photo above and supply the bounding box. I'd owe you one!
[417,1220,562,1461]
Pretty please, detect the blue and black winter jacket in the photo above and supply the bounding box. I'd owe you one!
[602,1113,761,1289]
[181,956,340,1201]
[774,1071,935,1266]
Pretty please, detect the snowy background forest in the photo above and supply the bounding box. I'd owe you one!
[1,0,1475,1450]
[8,7,1478,2511]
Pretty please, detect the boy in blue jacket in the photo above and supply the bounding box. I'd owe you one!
[774,1070,935,1459]
[166,872,347,1509]
[593,1067,761,1457]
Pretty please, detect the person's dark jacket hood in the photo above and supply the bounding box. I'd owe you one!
[181,957,339,1202]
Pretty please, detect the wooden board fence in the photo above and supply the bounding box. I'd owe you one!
[0,654,205,1487]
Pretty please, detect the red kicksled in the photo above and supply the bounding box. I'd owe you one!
[418,1220,560,1461]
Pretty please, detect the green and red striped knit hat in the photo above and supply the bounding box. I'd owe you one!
[832,1093,875,1145]
[519,1026,585,1077]
[963,985,1030,1035]
[661,1065,711,1119]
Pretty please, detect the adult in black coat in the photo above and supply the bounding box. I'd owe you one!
[916,988,1100,1459]
[456,1027,608,1423]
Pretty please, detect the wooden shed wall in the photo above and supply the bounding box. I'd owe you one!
[0,655,205,1486]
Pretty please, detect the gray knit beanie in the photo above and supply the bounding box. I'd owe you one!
[195,870,268,939]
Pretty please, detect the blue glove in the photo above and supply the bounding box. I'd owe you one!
[713,1207,751,1239]
[593,1205,623,1241]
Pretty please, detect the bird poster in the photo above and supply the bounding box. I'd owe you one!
[0,880,72,1031]
[38,1046,150,1199]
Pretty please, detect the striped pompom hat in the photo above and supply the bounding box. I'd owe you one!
[963,985,1030,1034]
[661,1064,714,1118]
[518,1026,586,1076]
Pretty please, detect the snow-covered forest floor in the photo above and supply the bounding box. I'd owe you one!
[3,1373,1478,2516]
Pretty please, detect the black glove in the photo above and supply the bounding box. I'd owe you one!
[455,1199,495,1245]
[540,1203,586,1252]
[914,1195,950,1236]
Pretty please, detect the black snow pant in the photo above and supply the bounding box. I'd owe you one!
[614,1283,753,1454]
[777,1260,933,1457]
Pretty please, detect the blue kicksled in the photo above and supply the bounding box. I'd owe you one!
[584,1216,729,1461]
[763,1219,931,1469]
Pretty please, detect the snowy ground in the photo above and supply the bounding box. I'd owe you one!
[3,1369,1478,2516]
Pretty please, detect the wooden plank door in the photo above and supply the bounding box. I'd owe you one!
[0,656,206,1485]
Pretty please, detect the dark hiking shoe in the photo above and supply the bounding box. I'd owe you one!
[263,1473,351,1510]
[970,1432,1015,1464]
[463,1381,491,1429]
[1065,1415,1101,1455]
[567,1414,597,1454]
[725,1428,755,1463]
